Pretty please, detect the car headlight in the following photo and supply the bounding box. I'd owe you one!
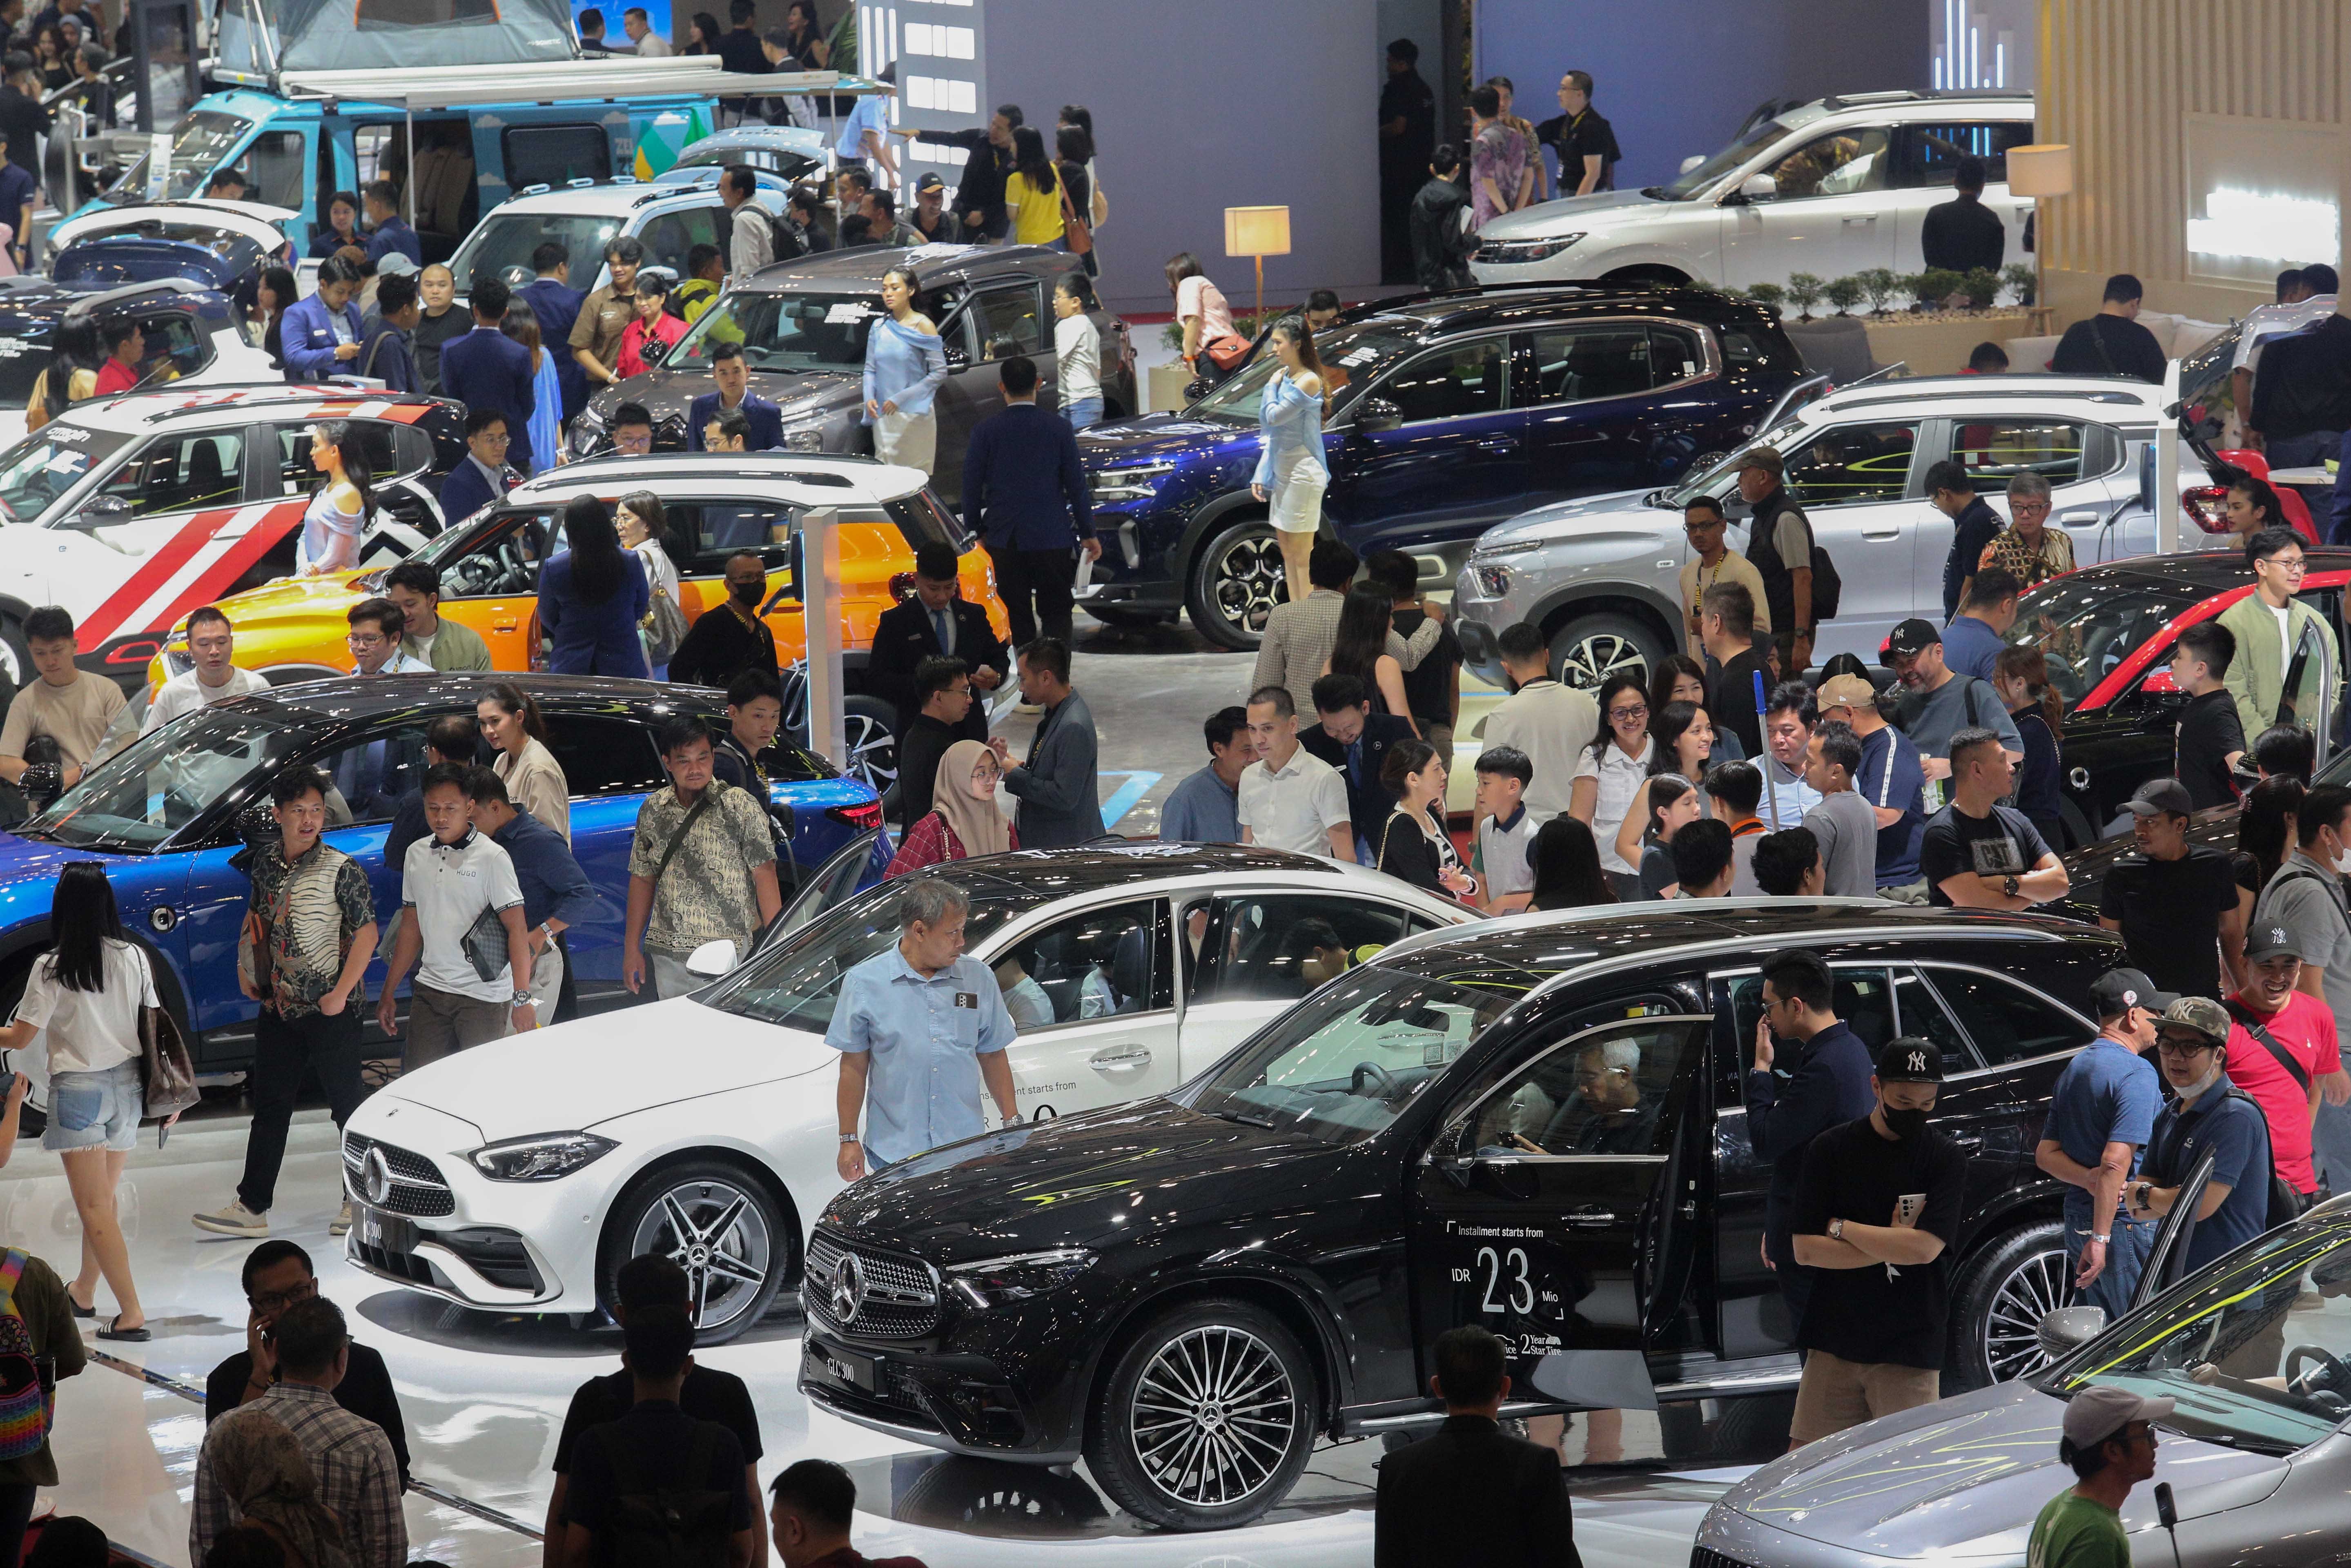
[1470,563,1513,598]
[467,1132,617,1182]
[782,423,825,451]
[1090,461,1176,501]
[944,1248,1096,1309]
[1476,233,1585,265]
[161,643,193,677]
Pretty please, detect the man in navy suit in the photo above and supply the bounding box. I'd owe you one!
[1299,672,1420,865]
[686,341,784,451]
[868,540,1009,738]
[518,242,589,424]
[439,275,538,473]
[438,409,519,525]
[360,180,423,268]
[960,354,1096,648]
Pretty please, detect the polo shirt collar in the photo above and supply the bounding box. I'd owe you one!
[430,827,479,853]
[887,945,956,986]
[1492,804,1526,835]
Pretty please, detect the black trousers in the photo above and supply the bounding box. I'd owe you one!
[0,1481,34,1568]
[989,545,1077,648]
[238,1004,368,1214]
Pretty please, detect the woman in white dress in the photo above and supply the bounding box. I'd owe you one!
[1249,318,1330,603]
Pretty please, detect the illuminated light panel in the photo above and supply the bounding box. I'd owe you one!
[2185,187,2342,261]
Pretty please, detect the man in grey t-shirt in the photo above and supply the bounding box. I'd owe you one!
[1886,618,2022,800]
[1802,724,1880,897]
[2251,782,2351,1187]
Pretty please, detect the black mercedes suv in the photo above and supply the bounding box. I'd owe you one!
[798,900,2122,1530]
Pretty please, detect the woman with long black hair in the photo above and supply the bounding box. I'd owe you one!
[1003,125,1065,248]
[296,421,371,576]
[478,684,568,841]
[1569,671,1655,900]
[1252,318,1331,602]
[1322,581,1415,728]
[1375,739,1474,898]
[1527,816,1614,911]
[537,496,650,677]
[0,863,169,1341]
[252,266,299,367]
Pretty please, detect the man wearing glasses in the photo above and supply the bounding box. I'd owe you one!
[436,408,519,527]
[1677,496,1770,662]
[201,1241,411,1486]
[1977,471,2074,590]
[2128,996,2275,1274]
[2217,527,2339,744]
[607,399,656,457]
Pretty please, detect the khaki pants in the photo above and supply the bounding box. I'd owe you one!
[651,950,705,1000]
[531,940,565,1007]
[1422,721,1455,779]
[1789,1349,1941,1445]
[403,982,511,1071]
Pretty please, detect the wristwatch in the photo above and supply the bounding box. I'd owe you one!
[838,1133,860,1145]
[2090,1234,2111,1245]
[2003,874,2020,898]
[510,990,535,1007]
[1828,1217,1845,1241]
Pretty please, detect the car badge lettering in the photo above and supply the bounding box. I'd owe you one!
[831,1252,866,1323]
[361,1146,392,1207]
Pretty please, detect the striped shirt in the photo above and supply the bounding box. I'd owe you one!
[192,1381,407,1568]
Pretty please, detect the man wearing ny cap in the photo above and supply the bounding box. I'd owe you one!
[2250,781,2351,1188]
[1786,1037,1966,1446]
[1887,617,2021,793]
[2128,998,2275,1273]
[2224,923,2341,1203]
[2036,970,2166,1315]
[2029,1385,2170,1568]
[1817,672,1927,900]
[2098,777,2247,1000]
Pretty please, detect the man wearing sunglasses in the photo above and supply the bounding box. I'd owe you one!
[2127,996,2276,1275]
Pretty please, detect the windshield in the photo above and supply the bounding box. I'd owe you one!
[451,214,622,296]
[23,704,294,850]
[2044,1220,2351,1455]
[1658,106,1826,200]
[2007,574,2206,707]
[103,110,256,205]
[673,290,881,373]
[1173,967,1512,1145]
[1659,416,1806,508]
[698,879,1021,1031]
[0,425,129,524]
[1187,322,1420,424]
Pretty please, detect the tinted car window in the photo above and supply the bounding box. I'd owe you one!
[1455,1017,1705,1157]
[967,285,1045,359]
[640,204,724,277]
[247,131,306,210]
[451,214,622,294]
[1921,966,2084,1066]
[272,421,405,495]
[1526,325,1653,405]
[1896,122,2038,188]
[544,714,666,797]
[136,311,214,382]
[674,290,876,372]
[1763,127,1893,198]
[312,726,432,828]
[673,502,793,575]
[703,882,1022,1033]
[1784,420,1919,507]
[2006,575,2202,707]
[1948,418,2090,491]
[1380,339,1508,425]
[1003,899,1170,1029]
[96,430,243,516]
[1192,893,1409,1004]
[1725,965,1899,1055]
[1893,967,1974,1066]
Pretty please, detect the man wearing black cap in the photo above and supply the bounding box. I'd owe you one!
[1786,1037,1966,1445]
[2128,998,2275,1274]
[2098,777,2248,1000]
[2224,923,2341,1206]
[2036,969,2166,1314]
[908,171,953,243]
[1888,617,2021,805]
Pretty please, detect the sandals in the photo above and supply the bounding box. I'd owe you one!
[95,1317,149,1343]
[65,1292,92,1320]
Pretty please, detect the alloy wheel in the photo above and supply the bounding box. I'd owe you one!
[842,710,898,800]
[629,1177,773,1332]
[1128,1324,1300,1509]
[1558,629,1650,689]
[1208,529,1286,639]
[1980,1243,2072,1382]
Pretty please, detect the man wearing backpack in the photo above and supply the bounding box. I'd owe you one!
[1736,445,1821,677]
[562,1304,756,1568]
[0,1241,84,1568]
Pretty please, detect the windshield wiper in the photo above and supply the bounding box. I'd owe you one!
[1204,1109,1276,1131]
[2173,1427,2297,1456]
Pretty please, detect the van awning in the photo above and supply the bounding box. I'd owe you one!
[250,59,882,113]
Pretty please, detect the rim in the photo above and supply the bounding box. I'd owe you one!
[842,710,898,798]
[628,1177,773,1331]
[0,631,21,689]
[1207,529,1286,639]
[1981,1243,2073,1382]
[1556,629,1650,690]
[1128,1324,1298,1508]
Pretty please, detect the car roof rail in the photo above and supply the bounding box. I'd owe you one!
[62,277,208,318]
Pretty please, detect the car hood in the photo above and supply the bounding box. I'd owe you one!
[203,567,374,633]
[817,1102,1341,1266]
[1474,188,1671,241]
[380,996,838,1143]
[1472,485,1675,550]
[599,366,859,428]
[1078,412,1257,467]
[1714,1380,2289,1558]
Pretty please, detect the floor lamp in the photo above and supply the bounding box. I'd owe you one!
[1224,205,1291,325]
[2007,143,2072,332]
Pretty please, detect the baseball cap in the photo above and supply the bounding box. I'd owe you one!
[914,171,946,194]
[1735,445,1784,477]
[2090,968,2177,1018]
[374,252,417,278]
[1885,619,1942,658]
[2157,996,2231,1045]
[2246,922,2303,963]
[2122,777,2193,818]
[1816,673,1876,713]
[1875,1036,1943,1082]
[2060,1385,2174,1454]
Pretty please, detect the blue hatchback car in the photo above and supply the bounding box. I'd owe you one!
[1075,285,1809,648]
[0,674,888,1082]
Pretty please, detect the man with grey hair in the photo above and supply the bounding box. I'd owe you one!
[1572,1036,1660,1153]
[1977,470,2075,592]
[827,878,1020,1182]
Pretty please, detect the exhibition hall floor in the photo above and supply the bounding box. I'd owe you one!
[9,1109,1745,1567]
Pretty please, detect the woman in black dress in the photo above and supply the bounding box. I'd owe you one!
[1374,739,1473,898]
[1528,817,1614,911]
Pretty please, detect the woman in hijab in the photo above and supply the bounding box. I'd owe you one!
[887,739,1015,877]
[201,1415,354,1568]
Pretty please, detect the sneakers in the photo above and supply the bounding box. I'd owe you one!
[192,1200,269,1238]
[330,1200,352,1238]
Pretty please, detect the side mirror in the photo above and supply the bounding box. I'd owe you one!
[1355,396,1403,433]
[942,341,970,370]
[2037,1304,2108,1360]
[1735,174,1776,203]
[236,797,276,845]
[685,938,739,979]
[1679,154,1706,175]
[71,493,130,528]
[640,336,671,367]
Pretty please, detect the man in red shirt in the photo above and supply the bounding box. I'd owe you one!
[2226,923,2343,1198]
[92,320,143,397]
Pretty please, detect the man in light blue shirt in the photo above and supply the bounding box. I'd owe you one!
[1158,705,1253,844]
[2035,968,2166,1316]
[1939,566,2019,682]
[828,878,1018,1180]
[836,67,899,176]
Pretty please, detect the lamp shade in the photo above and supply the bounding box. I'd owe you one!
[2007,144,2074,198]
[1224,205,1292,258]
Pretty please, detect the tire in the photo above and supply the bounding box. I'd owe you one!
[893,1455,1109,1532]
[841,694,900,815]
[1083,1295,1319,1531]
[598,1160,789,1345]
[0,616,26,693]
[1186,518,1287,651]
[1947,1219,2072,1392]
[1548,611,1667,692]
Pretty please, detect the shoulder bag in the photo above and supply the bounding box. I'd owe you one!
[650,787,721,892]
[1057,177,1093,258]
[135,948,200,1134]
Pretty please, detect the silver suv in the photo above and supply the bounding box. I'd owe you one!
[1453,374,2193,687]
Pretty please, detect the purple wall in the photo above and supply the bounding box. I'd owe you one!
[1475,0,1931,192]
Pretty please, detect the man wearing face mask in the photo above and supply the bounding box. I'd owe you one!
[1786,1037,1964,1445]
[2128,998,2276,1276]
[2251,782,2351,1190]
[667,551,781,690]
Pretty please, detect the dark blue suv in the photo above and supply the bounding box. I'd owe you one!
[1076,285,1809,648]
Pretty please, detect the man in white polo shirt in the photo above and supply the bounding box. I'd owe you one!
[143,606,267,733]
[376,762,535,1069]
[1238,686,1352,860]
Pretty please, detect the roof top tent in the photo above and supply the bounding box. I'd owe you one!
[212,0,583,78]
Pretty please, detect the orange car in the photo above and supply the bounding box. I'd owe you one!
[149,454,1004,721]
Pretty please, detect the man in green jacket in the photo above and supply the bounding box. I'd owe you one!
[385,560,495,672]
[2217,527,2338,744]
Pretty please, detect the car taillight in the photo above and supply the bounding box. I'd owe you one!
[2182,485,2234,535]
[827,801,883,830]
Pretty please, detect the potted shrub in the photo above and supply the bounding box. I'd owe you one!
[1961,267,2002,311]
[2002,262,2037,307]
[1746,281,1786,312]
[1784,272,1826,320]
[1856,267,1903,314]
[1915,268,1966,309]
[1823,276,1865,314]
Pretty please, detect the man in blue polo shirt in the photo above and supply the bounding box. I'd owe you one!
[2036,969,2167,1315]
[827,878,1019,1183]
[2129,996,2274,1274]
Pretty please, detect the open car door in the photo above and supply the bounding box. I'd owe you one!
[2131,1149,2217,1312]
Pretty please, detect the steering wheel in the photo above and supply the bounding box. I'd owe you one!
[1350,1061,1399,1100]
[2286,1344,2351,1399]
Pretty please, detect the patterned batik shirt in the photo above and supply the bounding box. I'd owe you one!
[628,779,778,953]
[244,838,375,1018]
[1979,523,2076,590]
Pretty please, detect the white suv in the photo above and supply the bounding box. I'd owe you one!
[445,170,792,302]
[1471,90,2035,292]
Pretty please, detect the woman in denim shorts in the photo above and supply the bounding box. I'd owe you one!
[0,864,164,1340]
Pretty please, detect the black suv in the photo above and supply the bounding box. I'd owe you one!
[798,896,2121,1530]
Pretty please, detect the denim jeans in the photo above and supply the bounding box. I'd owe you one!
[2262,429,2344,540]
[1062,396,1103,431]
[2067,1212,2155,1319]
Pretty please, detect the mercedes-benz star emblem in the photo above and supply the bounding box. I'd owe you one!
[831,1252,867,1324]
[361,1147,393,1207]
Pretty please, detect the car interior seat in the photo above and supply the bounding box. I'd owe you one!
[1109,924,1152,1014]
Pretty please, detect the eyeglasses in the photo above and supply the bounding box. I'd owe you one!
[613,432,653,452]
[249,1280,317,1313]
[2263,555,2309,575]
[2155,1039,2218,1058]
[1608,704,1648,722]
[475,430,511,446]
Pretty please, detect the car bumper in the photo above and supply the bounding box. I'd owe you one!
[799,1329,1084,1463]
[1693,1506,1903,1568]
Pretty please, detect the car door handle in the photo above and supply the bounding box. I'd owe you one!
[2058,510,2101,526]
[1088,1045,1153,1070]
[1475,436,1519,453]
[1563,1205,1618,1229]
[1949,1134,1983,1153]
[1861,527,1901,541]
[1842,215,1876,227]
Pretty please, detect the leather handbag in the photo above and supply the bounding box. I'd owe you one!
[137,981,200,1131]
[1057,178,1093,257]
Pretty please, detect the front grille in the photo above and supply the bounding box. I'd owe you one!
[1690,1548,1759,1568]
[350,1237,437,1287]
[802,1230,941,1340]
[343,1133,456,1218]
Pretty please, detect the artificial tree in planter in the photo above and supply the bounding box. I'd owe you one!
[1856,267,1903,315]
[1912,268,1966,310]
[1746,281,1787,312]
[1784,272,1826,320]
[1823,276,1865,314]
[2002,262,2037,307]
[1960,267,2003,311]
